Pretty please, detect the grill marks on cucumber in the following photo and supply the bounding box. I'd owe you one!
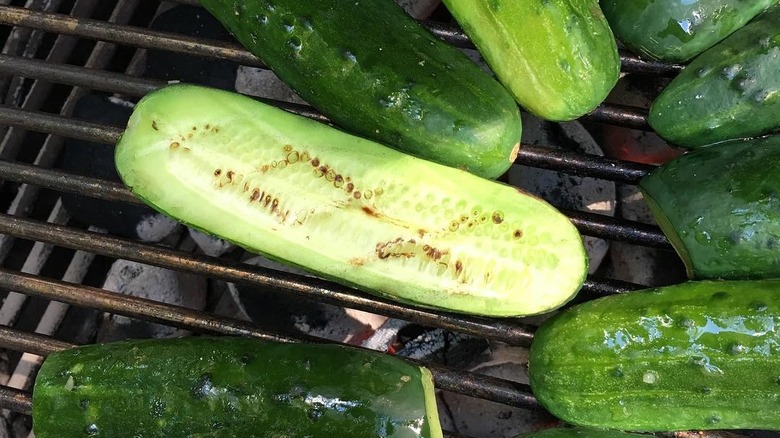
[116,85,586,317]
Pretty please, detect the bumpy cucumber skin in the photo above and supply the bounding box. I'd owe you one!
[32,337,443,438]
[648,5,780,148]
[198,0,522,179]
[529,280,780,431]
[441,0,619,122]
[516,428,646,438]
[114,84,587,317]
[600,0,777,63]
[639,135,780,280]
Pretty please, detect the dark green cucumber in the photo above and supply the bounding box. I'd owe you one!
[639,135,780,280]
[198,0,522,179]
[114,84,588,317]
[516,428,647,438]
[600,0,777,63]
[441,0,620,121]
[648,5,780,148]
[529,280,780,431]
[32,336,442,437]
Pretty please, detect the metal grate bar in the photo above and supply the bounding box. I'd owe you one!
[0,386,31,416]
[565,209,670,249]
[0,271,541,410]
[0,212,539,345]
[0,324,74,356]
[0,6,655,130]
[0,101,656,186]
[153,0,686,77]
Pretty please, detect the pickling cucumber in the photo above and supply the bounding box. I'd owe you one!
[600,0,777,63]
[648,5,780,148]
[198,0,522,179]
[32,336,443,437]
[441,0,620,121]
[639,135,780,280]
[529,279,780,431]
[114,84,588,317]
[516,428,646,438]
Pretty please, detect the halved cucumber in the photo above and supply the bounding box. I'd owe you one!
[114,84,588,317]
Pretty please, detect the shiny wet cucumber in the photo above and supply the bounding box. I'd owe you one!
[32,337,442,437]
[114,84,587,317]
[198,0,522,179]
[441,0,620,121]
[600,0,777,63]
[639,135,780,280]
[648,5,780,148]
[529,280,780,432]
[515,428,646,438]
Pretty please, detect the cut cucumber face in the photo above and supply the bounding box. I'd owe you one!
[32,337,443,437]
[114,84,588,318]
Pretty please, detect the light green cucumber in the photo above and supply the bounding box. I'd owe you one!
[114,84,588,317]
[441,0,620,121]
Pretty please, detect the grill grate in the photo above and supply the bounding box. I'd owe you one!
[0,1,719,437]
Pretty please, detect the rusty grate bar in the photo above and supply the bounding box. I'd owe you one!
[0,272,540,410]
[0,102,655,186]
[0,212,541,346]
[0,5,655,129]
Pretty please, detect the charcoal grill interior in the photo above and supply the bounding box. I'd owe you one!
[0,1,740,437]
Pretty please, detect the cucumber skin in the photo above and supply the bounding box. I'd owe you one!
[600,0,777,63]
[198,0,522,179]
[32,337,442,438]
[529,280,780,432]
[648,5,780,148]
[639,135,780,280]
[441,0,620,121]
[114,84,588,318]
[516,428,646,438]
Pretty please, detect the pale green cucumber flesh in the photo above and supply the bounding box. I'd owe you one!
[529,280,780,431]
[648,5,780,148]
[441,0,619,121]
[114,84,587,318]
[32,337,443,437]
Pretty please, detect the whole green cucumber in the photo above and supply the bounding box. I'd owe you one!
[32,336,442,437]
[639,135,780,280]
[529,280,780,431]
[114,84,588,317]
[648,5,780,148]
[441,0,620,121]
[198,0,522,179]
[600,0,777,63]
[516,428,647,438]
